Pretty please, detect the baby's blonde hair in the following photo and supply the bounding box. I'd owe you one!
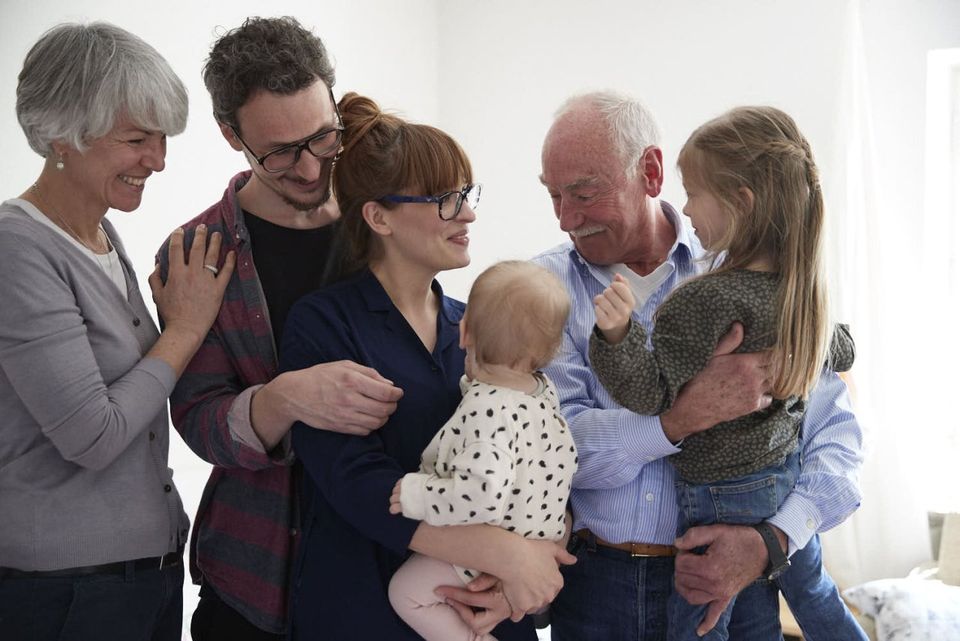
[678,106,828,399]
[466,261,571,371]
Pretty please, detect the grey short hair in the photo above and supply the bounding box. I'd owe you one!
[16,22,188,156]
[555,90,662,178]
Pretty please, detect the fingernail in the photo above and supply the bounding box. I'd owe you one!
[173,227,184,234]
[197,223,206,232]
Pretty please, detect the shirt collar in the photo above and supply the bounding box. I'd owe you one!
[662,200,702,266]
[569,199,703,285]
[222,170,253,243]
[356,268,461,351]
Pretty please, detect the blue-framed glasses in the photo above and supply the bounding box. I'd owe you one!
[229,90,344,173]
[381,183,482,221]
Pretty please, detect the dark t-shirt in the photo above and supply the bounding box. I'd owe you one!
[243,209,340,347]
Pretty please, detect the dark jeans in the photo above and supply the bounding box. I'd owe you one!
[192,584,285,641]
[548,536,791,641]
[550,534,674,641]
[0,562,183,641]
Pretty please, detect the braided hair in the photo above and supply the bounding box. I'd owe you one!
[677,106,828,399]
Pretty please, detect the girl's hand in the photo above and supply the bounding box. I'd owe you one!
[388,479,403,515]
[593,273,635,344]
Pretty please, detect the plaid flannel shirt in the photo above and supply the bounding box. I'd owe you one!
[157,171,311,634]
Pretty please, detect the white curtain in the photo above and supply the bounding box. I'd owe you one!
[819,0,957,587]
[920,48,960,519]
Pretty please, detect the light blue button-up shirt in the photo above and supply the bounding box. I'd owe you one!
[532,202,863,552]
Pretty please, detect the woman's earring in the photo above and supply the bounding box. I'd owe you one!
[55,153,64,171]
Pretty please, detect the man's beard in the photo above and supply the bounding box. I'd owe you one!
[275,158,333,211]
[282,181,332,211]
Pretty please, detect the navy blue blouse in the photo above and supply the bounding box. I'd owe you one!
[282,268,535,640]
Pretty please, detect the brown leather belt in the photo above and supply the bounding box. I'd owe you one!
[576,529,677,557]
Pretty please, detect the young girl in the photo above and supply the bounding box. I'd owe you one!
[388,260,578,641]
[589,106,865,641]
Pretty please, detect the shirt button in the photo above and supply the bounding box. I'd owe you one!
[645,493,655,502]
[132,317,141,327]
[149,432,156,441]
[806,519,815,529]
[646,456,655,462]
[164,484,172,493]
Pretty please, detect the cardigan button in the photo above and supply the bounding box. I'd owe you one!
[149,432,156,441]
[132,317,141,327]
[164,484,172,493]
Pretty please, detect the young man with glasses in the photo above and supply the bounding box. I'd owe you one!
[156,17,403,641]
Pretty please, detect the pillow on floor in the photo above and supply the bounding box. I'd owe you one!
[843,578,960,641]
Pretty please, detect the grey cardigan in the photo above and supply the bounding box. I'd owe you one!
[0,199,187,571]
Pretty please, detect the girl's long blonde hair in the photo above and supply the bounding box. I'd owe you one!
[678,106,828,399]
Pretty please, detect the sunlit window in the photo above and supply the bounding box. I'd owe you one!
[921,48,960,513]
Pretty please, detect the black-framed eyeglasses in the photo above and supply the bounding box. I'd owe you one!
[229,91,344,173]
[381,183,482,221]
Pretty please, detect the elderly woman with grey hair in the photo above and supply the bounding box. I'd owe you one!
[0,22,235,640]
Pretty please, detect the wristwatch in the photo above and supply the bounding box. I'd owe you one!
[752,522,791,581]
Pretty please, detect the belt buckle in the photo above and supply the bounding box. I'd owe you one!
[630,544,653,558]
[158,553,169,570]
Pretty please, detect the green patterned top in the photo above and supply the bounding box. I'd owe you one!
[589,269,854,484]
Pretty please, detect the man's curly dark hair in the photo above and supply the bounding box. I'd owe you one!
[203,16,335,129]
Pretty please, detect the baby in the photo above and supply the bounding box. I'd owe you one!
[388,260,578,641]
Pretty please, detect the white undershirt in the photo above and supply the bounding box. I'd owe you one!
[609,261,674,309]
[15,199,127,295]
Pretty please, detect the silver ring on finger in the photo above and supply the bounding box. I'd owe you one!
[203,264,219,276]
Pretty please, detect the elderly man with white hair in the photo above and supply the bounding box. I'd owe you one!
[532,91,864,641]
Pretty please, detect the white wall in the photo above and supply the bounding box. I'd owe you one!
[3,0,953,323]
[433,0,853,296]
[0,0,440,300]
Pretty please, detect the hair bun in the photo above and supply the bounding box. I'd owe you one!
[338,92,386,155]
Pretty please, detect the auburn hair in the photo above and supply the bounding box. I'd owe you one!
[333,92,472,266]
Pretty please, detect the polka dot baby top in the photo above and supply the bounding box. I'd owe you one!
[399,372,578,582]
